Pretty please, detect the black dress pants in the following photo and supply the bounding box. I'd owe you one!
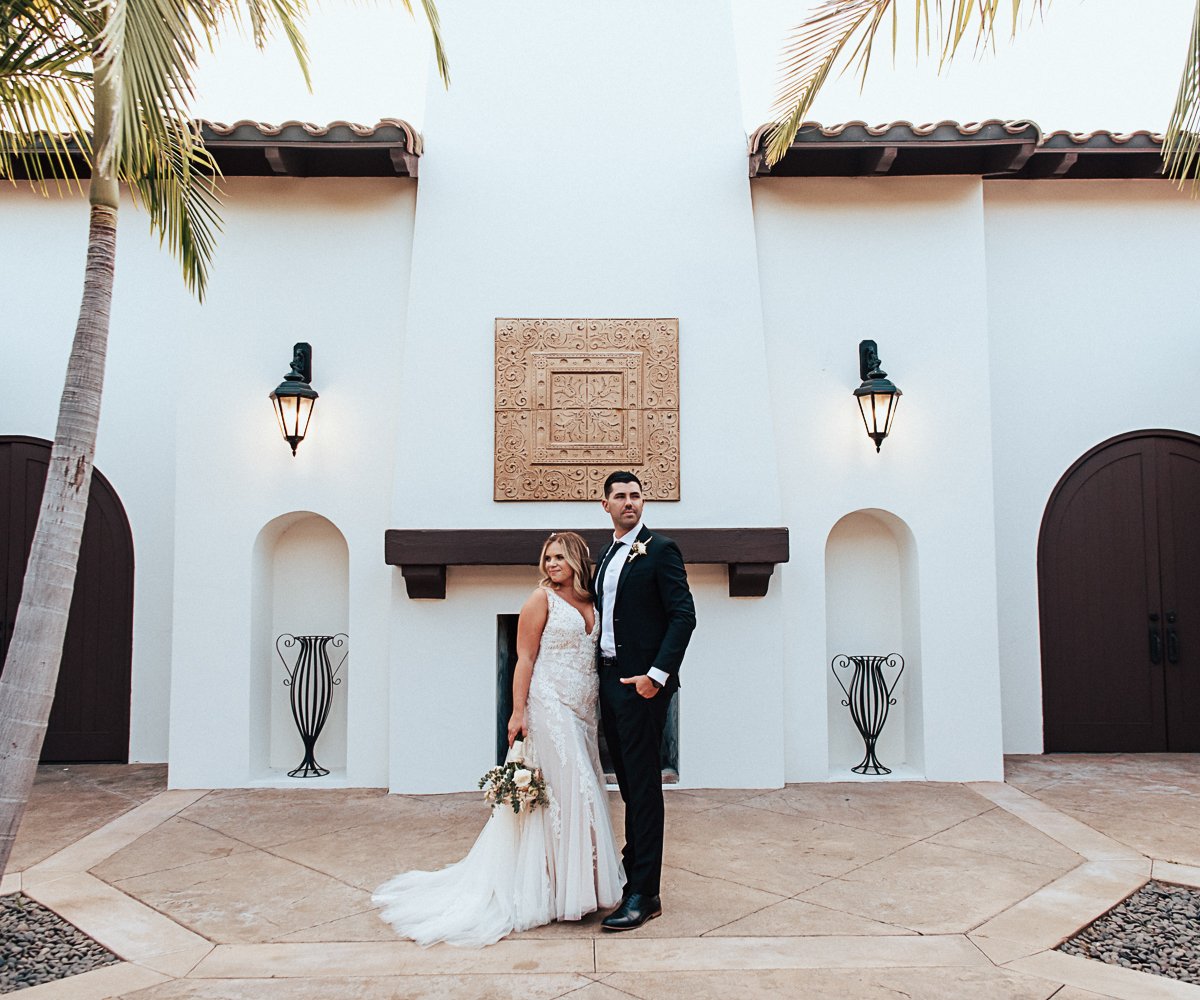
[599,660,672,897]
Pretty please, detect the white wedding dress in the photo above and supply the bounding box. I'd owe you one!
[373,588,623,947]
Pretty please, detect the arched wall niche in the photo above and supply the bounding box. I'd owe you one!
[251,511,350,778]
[824,509,924,779]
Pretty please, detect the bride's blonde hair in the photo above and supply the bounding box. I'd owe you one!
[538,531,594,603]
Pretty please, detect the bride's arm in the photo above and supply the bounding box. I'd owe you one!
[508,587,549,745]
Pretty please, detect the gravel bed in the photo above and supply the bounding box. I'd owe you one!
[0,893,119,993]
[1059,880,1200,984]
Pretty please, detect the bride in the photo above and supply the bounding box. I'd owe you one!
[373,531,623,946]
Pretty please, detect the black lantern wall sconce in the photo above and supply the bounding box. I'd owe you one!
[854,340,902,453]
[269,343,318,456]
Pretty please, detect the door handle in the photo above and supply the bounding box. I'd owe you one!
[1167,612,1180,664]
[1150,617,1163,664]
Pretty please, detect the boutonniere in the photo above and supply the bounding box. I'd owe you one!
[626,537,652,564]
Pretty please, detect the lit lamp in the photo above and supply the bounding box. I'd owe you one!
[854,340,901,453]
[269,343,318,456]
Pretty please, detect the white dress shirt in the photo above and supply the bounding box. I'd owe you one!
[598,521,670,687]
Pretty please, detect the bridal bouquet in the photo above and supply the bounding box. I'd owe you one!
[478,740,549,814]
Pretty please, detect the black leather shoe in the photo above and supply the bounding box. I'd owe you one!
[601,893,662,931]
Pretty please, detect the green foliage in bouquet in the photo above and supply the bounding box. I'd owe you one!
[478,758,550,814]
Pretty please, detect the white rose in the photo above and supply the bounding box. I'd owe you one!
[512,768,533,788]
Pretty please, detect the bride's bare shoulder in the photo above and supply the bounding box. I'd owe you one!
[520,586,551,614]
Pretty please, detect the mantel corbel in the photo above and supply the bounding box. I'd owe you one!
[385,528,789,600]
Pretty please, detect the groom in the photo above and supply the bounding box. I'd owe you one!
[594,470,696,931]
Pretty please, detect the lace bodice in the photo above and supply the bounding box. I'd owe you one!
[529,589,599,719]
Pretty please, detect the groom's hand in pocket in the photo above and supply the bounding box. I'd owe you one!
[621,675,660,699]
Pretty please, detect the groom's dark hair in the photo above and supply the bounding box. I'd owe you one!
[603,471,642,497]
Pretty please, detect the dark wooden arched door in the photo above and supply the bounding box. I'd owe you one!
[1040,430,1200,752]
[0,437,134,762]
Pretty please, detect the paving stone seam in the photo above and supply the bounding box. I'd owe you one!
[725,798,992,843]
[273,902,382,938]
[658,860,795,901]
[25,790,212,882]
[166,948,213,979]
[101,812,378,906]
[258,843,381,893]
[1005,947,1200,999]
[165,813,298,858]
[695,891,794,937]
[933,803,1089,866]
[913,824,1081,878]
[90,816,253,883]
[972,782,1147,862]
[766,894,914,937]
[183,796,438,852]
[70,778,156,806]
[1065,807,1200,842]
[962,929,1002,968]
[961,863,1092,938]
[578,974,647,999]
[22,870,215,957]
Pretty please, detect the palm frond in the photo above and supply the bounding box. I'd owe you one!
[418,0,449,86]
[97,0,213,179]
[128,117,223,298]
[0,0,93,187]
[1163,0,1200,188]
[4,0,445,297]
[229,0,313,89]
[764,0,892,166]
[765,0,1044,167]
[327,0,449,87]
[98,0,315,288]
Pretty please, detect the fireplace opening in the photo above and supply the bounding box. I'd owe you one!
[496,615,679,782]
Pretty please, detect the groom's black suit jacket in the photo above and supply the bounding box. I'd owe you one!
[594,526,696,691]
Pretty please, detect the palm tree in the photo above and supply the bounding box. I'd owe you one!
[0,0,447,876]
[764,0,1200,182]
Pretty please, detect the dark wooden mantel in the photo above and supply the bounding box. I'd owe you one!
[385,528,789,599]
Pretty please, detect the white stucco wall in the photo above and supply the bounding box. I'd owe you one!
[983,180,1200,753]
[386,0,786,793]
[0,177,416,783]
[1,185,191,763]
[753,176,1005,782]
[166,177,416,788]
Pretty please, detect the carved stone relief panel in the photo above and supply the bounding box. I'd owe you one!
[495,318,680,501]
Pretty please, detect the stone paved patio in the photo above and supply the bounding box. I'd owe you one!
[4,756,1200,998]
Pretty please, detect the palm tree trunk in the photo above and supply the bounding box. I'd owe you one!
[0,68,119,877]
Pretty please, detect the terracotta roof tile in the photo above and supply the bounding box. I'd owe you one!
[750,120,1167,179]
[200,118,421,154]
[4,118,422,179]
[1043,128,1164,146]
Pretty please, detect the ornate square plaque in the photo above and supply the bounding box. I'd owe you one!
[495,318,680,501]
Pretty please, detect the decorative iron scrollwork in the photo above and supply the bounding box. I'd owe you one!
[832,653,905,775]
[277,633,348,778]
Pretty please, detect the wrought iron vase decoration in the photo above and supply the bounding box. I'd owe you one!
[277,633,348,778]
[831,653,905,775]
